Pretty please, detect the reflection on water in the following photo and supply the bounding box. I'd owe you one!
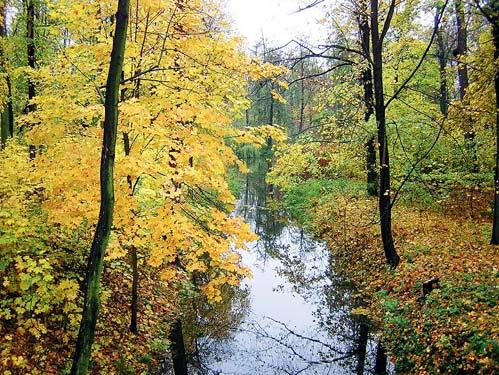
[187,159,388,375]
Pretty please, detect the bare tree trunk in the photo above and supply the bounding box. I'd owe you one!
[454,0,469,100]
[262,40,274,149]
[454,0,476,169]
[121,68,140,333]
[123,130,139,335]
[435,4,449,117]
[169,319,189,375]
[1,111,8,148]
[374,341,387,374]
[6,76,13,136]
[370,0,400,268]
[269,84,274,126]
[267,82,274,148]
[130,245,138,333]
[299,49,305,133]
[70,1,130,373]
[27,0,36,113]
[366,137,378,195]
[490,10,499,244]
[358,1,378,196]
[0,1,13,146]
[167,4,189,371]
[355,322,369,375]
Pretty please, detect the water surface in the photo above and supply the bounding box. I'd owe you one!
[191,160,385,374]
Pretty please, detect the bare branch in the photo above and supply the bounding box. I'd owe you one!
[380,0,396,42]
[287,62,351,85]
[295,0,326,13]
[385,0,449,109]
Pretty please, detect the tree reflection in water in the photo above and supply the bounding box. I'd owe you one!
[180,158,390,375]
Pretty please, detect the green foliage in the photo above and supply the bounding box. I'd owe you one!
[0,204,82,337]
[377,292,423,372]
[227,167,243,197]
[282,178,365,226]
[115,356,135,375]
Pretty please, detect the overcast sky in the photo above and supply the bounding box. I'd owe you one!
[225,0,329,49]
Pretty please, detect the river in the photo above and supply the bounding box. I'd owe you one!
[174,159,391,375]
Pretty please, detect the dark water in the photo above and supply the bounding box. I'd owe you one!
[183,160,391,375]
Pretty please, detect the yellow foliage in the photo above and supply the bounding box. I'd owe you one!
[9,0,269,305]
[0,0,284,372]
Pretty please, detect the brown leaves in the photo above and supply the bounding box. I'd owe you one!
[299,188,499,373]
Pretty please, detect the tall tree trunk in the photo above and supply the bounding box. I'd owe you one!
[1,111,8,148]
[0,0,13,146]
[122,131,139,334]
[267,82,274,148]
[370,0,400,268]
[491,14,499,244]
[436,4,449,117]
[129,245,138,333]
[366,137,378,195]
[455,0,476,169]
[169,319,189,375]
[355,322,369,375]
[299,50,305,133]
[269,86,274,125]
[121,72,140,334]
[27,0,36,113]
[454,0,469,99]
[70,1,129,373]
[123,132,139,334]
[374,341,387,374]
[6,76,13,136]
[168,4,189,371]
[358,2,378,196]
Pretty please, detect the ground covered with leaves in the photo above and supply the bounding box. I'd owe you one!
[274,178,499,374]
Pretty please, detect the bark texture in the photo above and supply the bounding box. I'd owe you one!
[358,2,378,196]
[490,8,499,244]
[70,0,130,373]
[435,4,449,117]
[370,0,400,268]
[169,319,189,375]
[0,1,13,146]
[27,0,36,113]
[455,0,477,169]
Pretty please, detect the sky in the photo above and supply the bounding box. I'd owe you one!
[224,0,330,49]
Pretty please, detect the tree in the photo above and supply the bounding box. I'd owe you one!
[436,2,449,117]
[472,0,499,243]
[299,48,306,133]
[454,0,477,169]
[70,0,130,373]
[0,0,13,147]
[26,0,36,113]
[0,0,284,372]
[169,318,189,375]
[369,0,400,268]
[366,0,447,268]
[357,0,378,196]
[490,3,499,245]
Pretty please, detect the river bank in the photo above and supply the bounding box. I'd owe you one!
[269,178,498,374]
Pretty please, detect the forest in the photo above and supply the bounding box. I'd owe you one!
[0,0,497,374]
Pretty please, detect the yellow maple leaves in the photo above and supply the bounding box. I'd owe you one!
[2,0,284,312]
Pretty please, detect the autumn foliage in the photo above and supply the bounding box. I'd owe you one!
[0,0,498,373]
[0,0,284,372]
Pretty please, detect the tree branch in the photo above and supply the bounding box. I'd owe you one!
[385,0,449,109]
